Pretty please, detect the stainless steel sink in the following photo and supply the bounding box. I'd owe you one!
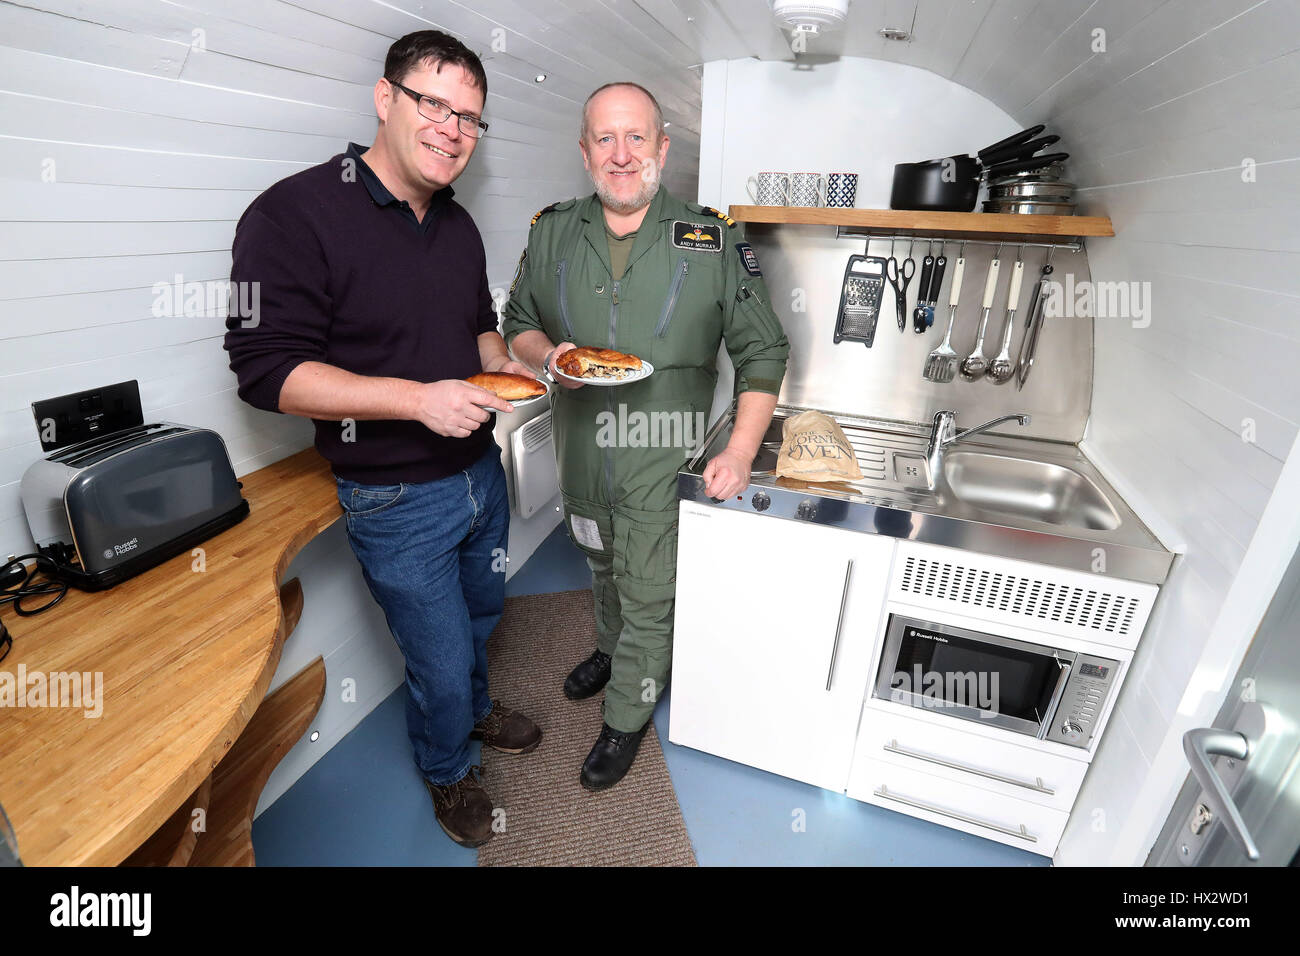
[943,451,1121,531]
[684,402,1173,584]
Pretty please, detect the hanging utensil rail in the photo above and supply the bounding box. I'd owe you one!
[834,228,1083,253]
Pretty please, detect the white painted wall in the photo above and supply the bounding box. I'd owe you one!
[0,0,700,811]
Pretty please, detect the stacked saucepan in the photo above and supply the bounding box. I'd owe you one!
[890,125,1074,215]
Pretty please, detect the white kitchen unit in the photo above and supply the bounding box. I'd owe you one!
[670,500,893,792]
[671,503,1161,857]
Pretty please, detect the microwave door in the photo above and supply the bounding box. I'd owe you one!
[1037,655,1075,740]
[878,615,1073,739]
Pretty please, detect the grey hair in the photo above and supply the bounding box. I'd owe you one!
[580,82,665,142]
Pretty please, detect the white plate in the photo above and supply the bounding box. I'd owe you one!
[554,359,654,387]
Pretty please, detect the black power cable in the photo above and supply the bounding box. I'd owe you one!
[0,552,71,664]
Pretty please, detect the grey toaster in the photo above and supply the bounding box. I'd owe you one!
[20,422,249,590]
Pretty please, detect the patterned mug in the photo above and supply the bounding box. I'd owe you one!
[746,172,789,206]
[789,172,827,207]
[826,172,858,208]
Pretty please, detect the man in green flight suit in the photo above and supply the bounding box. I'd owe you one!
[502,82,789,790]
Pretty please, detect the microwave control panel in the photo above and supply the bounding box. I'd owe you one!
[1045,653,1120,748]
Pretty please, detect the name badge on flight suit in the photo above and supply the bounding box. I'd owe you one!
[671,221,722,252]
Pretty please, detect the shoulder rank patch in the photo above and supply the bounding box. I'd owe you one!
[672,221,723,252]
[529,198,574,227]
[699,204,736,228]
[736,241,762,276]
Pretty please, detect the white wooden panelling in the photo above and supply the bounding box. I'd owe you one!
[0,1,188,77]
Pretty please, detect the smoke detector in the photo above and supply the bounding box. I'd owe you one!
[771,0,851,38]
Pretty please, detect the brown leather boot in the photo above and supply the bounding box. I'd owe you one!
[425,766,494,848]
[470,700,542,755]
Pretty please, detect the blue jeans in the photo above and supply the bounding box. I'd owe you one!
[335,446,508,786]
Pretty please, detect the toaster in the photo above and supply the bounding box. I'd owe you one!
[20,422,249,591]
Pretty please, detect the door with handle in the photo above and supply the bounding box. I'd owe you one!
[1149,542,1300,866]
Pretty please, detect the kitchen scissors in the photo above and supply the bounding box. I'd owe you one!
[886,238,916,332]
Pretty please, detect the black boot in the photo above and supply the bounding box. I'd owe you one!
[580,722,647,791]
[563,649,612,701]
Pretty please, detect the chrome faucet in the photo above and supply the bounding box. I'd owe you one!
[925,410,1032,485]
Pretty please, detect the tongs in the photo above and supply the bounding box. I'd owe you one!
[1015,248,1054,390]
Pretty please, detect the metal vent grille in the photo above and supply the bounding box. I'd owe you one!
[521,410,552,452]
[899,555,1141,636]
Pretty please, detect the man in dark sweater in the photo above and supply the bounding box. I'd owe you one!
[223,31,541,850]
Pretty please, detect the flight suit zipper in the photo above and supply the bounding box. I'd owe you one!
[555,259,575,339]
[654,258,689,338]
[604,280,619,505]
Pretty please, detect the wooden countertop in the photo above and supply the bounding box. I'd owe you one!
[0,448,341,866]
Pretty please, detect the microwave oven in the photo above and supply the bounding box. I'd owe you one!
[873,613,1120,749]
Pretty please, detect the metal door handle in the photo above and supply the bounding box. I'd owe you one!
[826,559,853,690]
[883,739,1055,795]
[874,785,1037,843]
[1182,727,1260,861]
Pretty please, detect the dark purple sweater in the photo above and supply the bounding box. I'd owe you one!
[223,143,498,484]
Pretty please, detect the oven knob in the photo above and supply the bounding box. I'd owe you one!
[1060,720,1083,740]
[751,491,771,512]
[796,499,817,520]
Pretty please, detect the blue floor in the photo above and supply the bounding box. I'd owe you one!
[253,523,1046,866]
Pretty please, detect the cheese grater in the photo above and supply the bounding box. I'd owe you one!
[832,254,888,347]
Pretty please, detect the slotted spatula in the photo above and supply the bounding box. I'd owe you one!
[923,253,965,383]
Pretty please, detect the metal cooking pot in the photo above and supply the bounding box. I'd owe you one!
[987,179,1076,201]
[981,198,1077,215]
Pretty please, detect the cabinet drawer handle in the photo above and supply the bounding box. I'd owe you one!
[825,559,853,690]
[883,739,1055,795]
[874,784,1038,843]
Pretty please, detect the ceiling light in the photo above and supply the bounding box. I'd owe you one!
[771,0,851,38]
[534,73,547,83]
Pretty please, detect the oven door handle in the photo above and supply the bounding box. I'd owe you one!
[1038,657,1075,740]
[825,558,854,691]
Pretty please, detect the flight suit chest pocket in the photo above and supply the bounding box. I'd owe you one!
[552,259,576,340]
[654,257,690,339]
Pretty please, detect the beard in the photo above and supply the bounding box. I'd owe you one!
[591,157,661,214]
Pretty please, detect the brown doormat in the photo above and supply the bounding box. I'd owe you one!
[477,589,697,867]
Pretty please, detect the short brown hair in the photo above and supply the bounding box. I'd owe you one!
[384,30,487,96]
[581,82,664,141]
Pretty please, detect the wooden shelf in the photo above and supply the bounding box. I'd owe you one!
[728,206,1113,243]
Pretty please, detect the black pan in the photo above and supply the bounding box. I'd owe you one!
[978,134,1060,169]
[976,124,1045,163]
[984,152,1070,180]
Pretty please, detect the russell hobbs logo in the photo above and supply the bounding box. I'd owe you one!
[104,538,139,561]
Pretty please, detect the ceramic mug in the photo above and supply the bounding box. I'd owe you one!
[826,172,858,208]
[746,172,790,206]
[789,172,827,207]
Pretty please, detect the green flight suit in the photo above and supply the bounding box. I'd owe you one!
[502,186,789,732]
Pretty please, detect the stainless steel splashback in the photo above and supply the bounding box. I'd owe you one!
[746,225,1093,443]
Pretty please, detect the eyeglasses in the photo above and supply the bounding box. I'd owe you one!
[389,80,488,139]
